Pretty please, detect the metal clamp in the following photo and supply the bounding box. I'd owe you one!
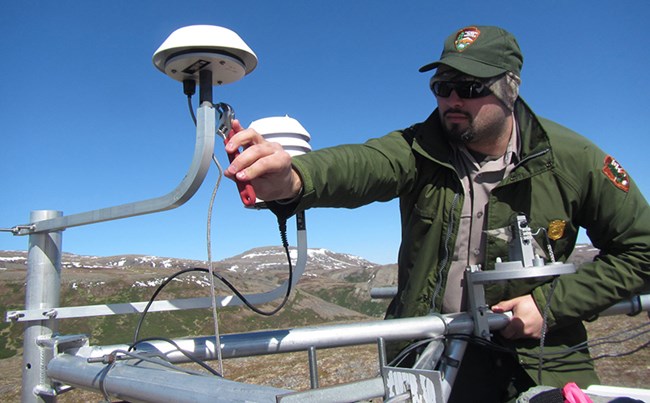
[465,215,576,340]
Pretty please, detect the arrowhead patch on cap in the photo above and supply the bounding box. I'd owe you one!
[454,27,481,52]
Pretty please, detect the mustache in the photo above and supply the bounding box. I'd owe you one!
[443,108,471,119]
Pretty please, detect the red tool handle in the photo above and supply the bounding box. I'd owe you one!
[224,129,257,207]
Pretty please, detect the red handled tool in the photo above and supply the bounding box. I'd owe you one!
[217,103,257,207]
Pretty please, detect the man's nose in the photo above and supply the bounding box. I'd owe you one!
[447,90,464,107]
[435,89,464,108]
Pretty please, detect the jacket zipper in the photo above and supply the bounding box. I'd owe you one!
[430,191,460,311]
[513,148,550,171]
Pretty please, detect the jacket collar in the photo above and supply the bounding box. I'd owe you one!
[412,97,553,173]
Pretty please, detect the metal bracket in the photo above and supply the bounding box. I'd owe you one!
[465,215,576,339]
[11,102,216,235]
[37,334,89,354]
[6,296,216,323]
[30,334,89,398]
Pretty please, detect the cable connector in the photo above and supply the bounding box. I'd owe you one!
[183,79,196,96]
[87,352,119,365]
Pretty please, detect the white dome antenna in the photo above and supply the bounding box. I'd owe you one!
[153,25,257,103]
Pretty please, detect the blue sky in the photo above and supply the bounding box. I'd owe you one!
[1,1,648,264]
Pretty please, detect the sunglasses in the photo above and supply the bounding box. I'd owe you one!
[431,80,491,99]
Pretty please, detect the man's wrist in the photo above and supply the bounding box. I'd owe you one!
[275,185,303,205]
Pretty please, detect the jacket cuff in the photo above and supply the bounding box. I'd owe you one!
[290,158,316,210]
[265,161,309,221]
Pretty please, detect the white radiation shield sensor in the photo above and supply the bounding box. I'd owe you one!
[153,25,257,85]
[249,116,312,156]
[249,116,311,208]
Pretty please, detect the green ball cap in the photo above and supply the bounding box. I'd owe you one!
[419,26,523,78]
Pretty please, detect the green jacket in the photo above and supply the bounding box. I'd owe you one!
[288,98,650,388]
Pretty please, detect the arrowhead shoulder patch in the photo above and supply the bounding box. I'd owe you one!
[602,155,630,192]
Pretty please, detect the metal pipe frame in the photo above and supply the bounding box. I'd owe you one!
[13,102,216,236]
[42,289,649,402]
[47,354,288,403]
[80,312,509,362]
[47,313,511,402]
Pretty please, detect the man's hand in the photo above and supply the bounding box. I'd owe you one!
[224,120,303,201]
[491,294,544,339]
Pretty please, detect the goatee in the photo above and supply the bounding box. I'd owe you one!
[443,109,474,144]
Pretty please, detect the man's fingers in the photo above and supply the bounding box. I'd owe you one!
[492,295,544,340]
[231,119,244,132]
[229,142,288,180]
[501,317,524,339]
[225,125,264,153]
[491,299,515,313]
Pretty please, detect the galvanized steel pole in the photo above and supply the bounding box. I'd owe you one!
[22,210,63,403]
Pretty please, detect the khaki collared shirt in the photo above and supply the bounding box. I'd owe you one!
[441,117,520,313]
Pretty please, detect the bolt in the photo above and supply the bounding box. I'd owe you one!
[7,312,24,321]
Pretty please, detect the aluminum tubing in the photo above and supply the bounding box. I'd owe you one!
[47,354,288,403]
[277,377,386,403]
[86,313,511,363]
[369,286,398,299]
[599,294,650,317]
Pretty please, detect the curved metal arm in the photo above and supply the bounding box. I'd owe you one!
[14,103,216,235]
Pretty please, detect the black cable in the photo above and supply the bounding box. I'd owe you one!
[532,326,650,364]
[133,267,202,345]
[530,339,650,367]
[209,216,293,317]
[587,323,650,350]
[388,337,440,367]
[446,333,519,357]
[541,322,650,358]
[445,322,650,368]
[183,79,197,125]
[129,337,222,377]
[132,217,294,344]
[187,95,197,126]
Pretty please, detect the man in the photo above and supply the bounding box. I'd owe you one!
[225,26,650,401]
